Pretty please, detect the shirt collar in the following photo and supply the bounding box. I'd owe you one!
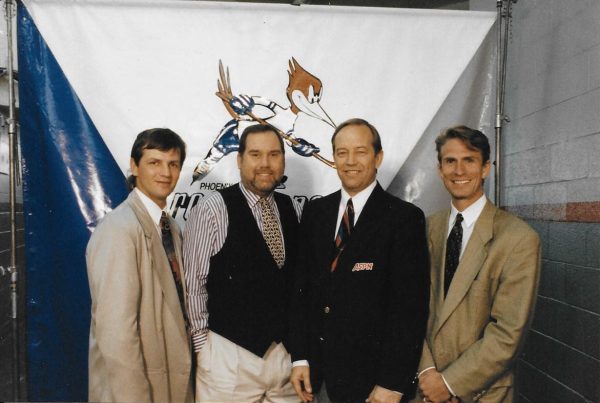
[239,182,275,208]
[134,187,167,227]
[341,180,377,217]
[450,194,487,229]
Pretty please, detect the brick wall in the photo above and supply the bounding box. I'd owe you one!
[519,220,599,402]
[472,1,600,402]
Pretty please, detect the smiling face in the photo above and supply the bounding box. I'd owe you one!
[333,124,383,197]
[438,138,491,211]
[237,131,285,197]
[130,148,182,209]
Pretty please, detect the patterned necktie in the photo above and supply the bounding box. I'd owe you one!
[444,213,464,297]
[258,198,285,268]
[160,212,187,318]
[331,198,354,272]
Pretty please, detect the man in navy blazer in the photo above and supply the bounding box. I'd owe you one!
[289,118,430,403]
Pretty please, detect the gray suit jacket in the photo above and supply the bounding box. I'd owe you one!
[417,200,541,402]
[86,191,193,402]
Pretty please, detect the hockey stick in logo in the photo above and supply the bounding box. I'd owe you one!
[215,61,336,168]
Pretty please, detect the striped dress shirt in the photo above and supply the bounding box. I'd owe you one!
[182,183,302,352]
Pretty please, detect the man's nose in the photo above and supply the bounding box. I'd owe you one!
[159,163,172,176]
[258,154,270,167]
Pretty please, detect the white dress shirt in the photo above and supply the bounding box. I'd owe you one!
[447,193,488,257]
[134,187,169,238]
[334,180,378,238]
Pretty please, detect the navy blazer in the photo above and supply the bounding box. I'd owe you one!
[289,183,430,402]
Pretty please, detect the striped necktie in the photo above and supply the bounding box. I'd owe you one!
[331,198,354,272]
[160,212,187,317]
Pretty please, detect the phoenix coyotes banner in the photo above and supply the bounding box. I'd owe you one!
[18,0,495,399]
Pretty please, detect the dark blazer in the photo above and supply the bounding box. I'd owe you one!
[289,183,430,402]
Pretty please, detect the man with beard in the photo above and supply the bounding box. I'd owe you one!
[184,124,301,402]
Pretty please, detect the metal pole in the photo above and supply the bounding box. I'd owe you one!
[5,0,20,400]
[500,0,514,117]
[494,0,517,207]
[494,0,503,206]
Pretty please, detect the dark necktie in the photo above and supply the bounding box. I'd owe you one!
[160,212,187,319]
[444,213,464,297]
[331,198,354,272]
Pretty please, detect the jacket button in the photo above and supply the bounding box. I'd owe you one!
[324,306,330,314]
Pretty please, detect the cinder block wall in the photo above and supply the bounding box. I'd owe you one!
[472,1,600,402]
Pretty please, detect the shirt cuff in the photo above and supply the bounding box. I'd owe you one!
[292,360,309,367]
[418,366,436,377]
[441,374,456,397]
[191,329,208,352]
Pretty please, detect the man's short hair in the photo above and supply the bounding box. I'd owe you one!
[238,124,285,155]
[435,125,490,164]
[128,128,186,189]
[331,118,382,154]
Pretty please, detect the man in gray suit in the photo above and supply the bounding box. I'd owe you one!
[86,128,192,402]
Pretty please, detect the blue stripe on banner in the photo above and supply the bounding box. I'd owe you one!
[18,4,128,401]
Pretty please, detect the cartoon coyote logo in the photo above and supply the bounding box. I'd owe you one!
[191,58,337,183]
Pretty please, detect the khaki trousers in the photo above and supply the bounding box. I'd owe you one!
[196,331,298,403]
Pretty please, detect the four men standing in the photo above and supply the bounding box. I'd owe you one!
[86,122,540,403]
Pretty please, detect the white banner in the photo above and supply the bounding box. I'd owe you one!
[23,0,495,221]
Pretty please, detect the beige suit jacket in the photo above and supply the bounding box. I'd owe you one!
[86,191,193,402]
[417,200,541,402]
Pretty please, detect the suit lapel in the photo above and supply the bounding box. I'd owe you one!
[433,200,496,336]
[170,217,187,296]
[317,191,341,273]
[127,191,188,343]
[353,183,384,231]
[429,211,450,330]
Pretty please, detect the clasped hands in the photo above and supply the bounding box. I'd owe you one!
[418,368,459,403]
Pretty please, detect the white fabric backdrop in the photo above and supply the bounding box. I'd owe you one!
[23,0,495,222]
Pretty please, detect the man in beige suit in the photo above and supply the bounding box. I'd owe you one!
[417,126,541,403]
[86,128,193,402]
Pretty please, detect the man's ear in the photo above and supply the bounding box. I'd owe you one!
[375,150,384,168]
[482,159,491,179]
[130,157,138,176]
